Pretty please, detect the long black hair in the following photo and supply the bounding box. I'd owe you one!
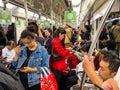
[54,28,66,37]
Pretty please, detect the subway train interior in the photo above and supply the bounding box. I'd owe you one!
[0,0,120,90]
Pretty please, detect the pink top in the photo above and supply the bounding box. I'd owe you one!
[102,82,113,90]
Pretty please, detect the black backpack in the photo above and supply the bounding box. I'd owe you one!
[0,63,25,90]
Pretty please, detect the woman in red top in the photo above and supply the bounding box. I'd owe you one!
[50,28,80,90]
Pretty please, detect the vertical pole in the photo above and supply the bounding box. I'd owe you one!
[24,0,28,25]
[51,0,53,37]
[80,0,116,90]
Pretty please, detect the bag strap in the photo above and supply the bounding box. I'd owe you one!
[41,67,51,78]
[16,50,35,74]
[52,39,56,55]
[20,51,34,68]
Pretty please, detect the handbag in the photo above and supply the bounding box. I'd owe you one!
[40,67,58,90]
[51,40,62,61]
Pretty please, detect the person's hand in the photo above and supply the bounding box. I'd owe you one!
[20,67,37,73]
[74,52,79,57]
[14,45,22,61]
[66,47,73,51]
[15,45,22,55]
[3,57,7,63]
[82,55,95,72]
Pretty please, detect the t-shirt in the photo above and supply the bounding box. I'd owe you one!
[18,48,33,89]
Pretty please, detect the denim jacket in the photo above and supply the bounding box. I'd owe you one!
[12,43,49,87]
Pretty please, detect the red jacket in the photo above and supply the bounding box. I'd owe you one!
[50,37,80,71]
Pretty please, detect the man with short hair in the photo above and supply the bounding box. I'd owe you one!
[83,50,120,90]
[71,50,120,90]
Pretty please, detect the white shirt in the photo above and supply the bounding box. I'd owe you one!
[2,47,15,63]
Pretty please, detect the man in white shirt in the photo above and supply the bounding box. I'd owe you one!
[2,41,15,64]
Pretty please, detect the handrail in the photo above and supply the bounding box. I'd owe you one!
[80,0,116,90]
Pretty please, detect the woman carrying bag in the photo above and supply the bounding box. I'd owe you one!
[50,28,80,90]
[12,30,49,90]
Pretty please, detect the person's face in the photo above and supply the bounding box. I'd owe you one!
[98,60,115,81]
[59,33,65,40]
[22,38,36,49]
[44,29,50,37]
[82,27,87,32]
[8,26,13,31]
[7,42,14,50]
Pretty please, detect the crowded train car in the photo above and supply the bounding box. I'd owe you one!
[0,0,120,90]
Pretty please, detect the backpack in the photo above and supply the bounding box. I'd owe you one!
[0,63,25,90]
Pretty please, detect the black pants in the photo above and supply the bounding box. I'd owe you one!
[52,70,78,90]
[52,70,62,90]
[23,83,40,90]
[28,84,40,90]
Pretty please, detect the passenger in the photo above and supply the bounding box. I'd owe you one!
[64,24,72,48]
[12,30,49,90]
[80,25,91,42]
[50,27,80,90]
[2,40,15,67]
[6,24,15,41]
[111,20,120,55]
[0,26,7,46]
[18,22,44,46]
[99,34,116,51]
[71,50,120,90]
[44,28,52,54]
[71,28,77,45]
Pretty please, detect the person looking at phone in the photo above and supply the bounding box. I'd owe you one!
[2,40,15,67]
[12,30,49,90]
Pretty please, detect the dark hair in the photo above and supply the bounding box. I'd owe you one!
[6,41,11,46]
[27,22,38,35]
[54,28,66,37]
[100,50,120,73]
[80,43,91,52]
[6,41,14,46]
[45,28,52,35]
[20,30,35,40]
[84,25,91,32]
[99,34,108,40]
[112,19,119,25]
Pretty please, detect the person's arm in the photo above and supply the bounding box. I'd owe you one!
[20,67,37,73]
[83,55,103,86]
[38,25,44,39]
[2,48,7,58]
[13,45,22,61]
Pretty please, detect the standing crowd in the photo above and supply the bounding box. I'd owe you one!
[0,20,120,90]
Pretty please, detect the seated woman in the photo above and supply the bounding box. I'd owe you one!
[50,27,80,90]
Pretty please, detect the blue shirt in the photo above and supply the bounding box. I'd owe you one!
[12,43,49,87]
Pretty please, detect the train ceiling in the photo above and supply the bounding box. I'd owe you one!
[8,0,72,21]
